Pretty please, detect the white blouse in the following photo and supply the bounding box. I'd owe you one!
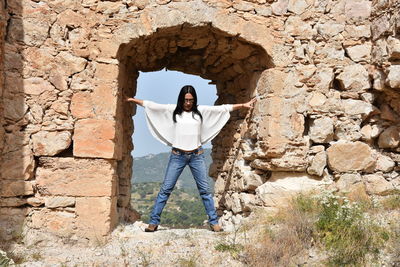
[142,100,233,151]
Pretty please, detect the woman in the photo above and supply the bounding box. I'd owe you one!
[126,85,255,232]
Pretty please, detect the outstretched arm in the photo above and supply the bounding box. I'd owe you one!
[126,97,144,106]
[231,97,257,111]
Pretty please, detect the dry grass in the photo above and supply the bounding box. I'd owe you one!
[242,194,318,267]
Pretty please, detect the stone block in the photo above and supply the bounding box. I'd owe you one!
[0,208,28,241]
[0,197,28,207]
[307,151,327,176]
[71,91,94,119]
[255,172,326,208]
[327,141,376,172]
[76,196,118,239]
[386,65,400,89]
[73,119,120,159]
[35,157,117,197]
[0,180,34,197]
[55,51,87,77]
[345,43,371,62]
[1,147,35,180]
[378,126,400,149]
[336,64,370,91]
[309,117,334,143]
[345,0,371,19]
[336,173,363,193]
[45,196,76,208]
[32,131,72,156]
[30,209,76,237]
[376,154,395,172]
[364,174,396,196]
[388,36,400,60]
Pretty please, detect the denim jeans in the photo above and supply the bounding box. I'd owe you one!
[149,147,219,226]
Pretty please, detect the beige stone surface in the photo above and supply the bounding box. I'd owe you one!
[378,126,400,149]
[73,119,120,159]
[255,172,326,207]
[309,117,334,143]
[326,141,376,172]
[35,157,117,197]
[364,174,396,196]
[1,146,35,180]
[336,64,370,91]
[386,65,400,89]
[0,180,34,197]
[76,197,118,238]
[45,196,76,208]
[307,151,327,177]
[336,173,363,193]
[32,131,71,156]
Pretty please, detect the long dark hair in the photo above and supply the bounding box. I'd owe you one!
[173,85,203,123]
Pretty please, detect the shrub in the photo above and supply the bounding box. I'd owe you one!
[316,191,387,266]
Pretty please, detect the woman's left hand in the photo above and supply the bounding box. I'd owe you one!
[242,97,257,109]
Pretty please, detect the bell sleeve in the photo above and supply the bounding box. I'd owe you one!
[142,100,176,147]
[198,104,233,144]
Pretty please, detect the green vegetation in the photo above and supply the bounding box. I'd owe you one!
[131,182,208,227]
[316,192,387,266]
[242,191,396,267]
[0,252,11,267]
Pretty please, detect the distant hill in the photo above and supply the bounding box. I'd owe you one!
[131,148,214,190]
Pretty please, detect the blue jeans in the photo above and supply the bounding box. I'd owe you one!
[149,147,219,226]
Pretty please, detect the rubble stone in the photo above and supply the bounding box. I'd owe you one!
[326,141,376,172]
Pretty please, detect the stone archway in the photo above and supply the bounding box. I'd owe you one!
[116,23,272,225]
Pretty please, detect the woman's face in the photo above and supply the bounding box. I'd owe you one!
[183,93,194,111]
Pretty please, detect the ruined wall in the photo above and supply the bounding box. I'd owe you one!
[0,0,399,241]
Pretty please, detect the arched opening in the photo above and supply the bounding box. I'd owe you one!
[131,69,218,227]
[116,24,271,224]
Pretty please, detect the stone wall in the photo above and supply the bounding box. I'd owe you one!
[0,0,399,241]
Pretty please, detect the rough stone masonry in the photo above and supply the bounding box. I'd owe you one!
[0,0,399,241]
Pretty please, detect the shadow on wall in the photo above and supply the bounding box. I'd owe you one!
[0,0,32,251]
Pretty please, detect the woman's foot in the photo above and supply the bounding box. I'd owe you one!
[145,224,158,232]
[210,224,223,232]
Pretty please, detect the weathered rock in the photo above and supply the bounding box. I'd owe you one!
[73,119,120,159]
[32,131,72,156]
[336,173,363,193]
[364,174,395,196]
[76,197,118,238]
[287,0,309,14]
[376,154,395,172]
[45,196,76,208]
[336,64,370,91]
[307,151,327,176]
[255,172,326,207]
[378,126,400,149]
[309,117,334,143]
[0,180,34,197]
[342,99,374,118]
[36,157,117,197]
[345,0,371,19]
[1,146,35,180]
[386,65,400,89]
[388,36,400,59]
[30,209,76,237]
[326,141,376,172]
[360,124,383,141]
[55,51,87,77]
[271,0,288,15]
[334,119,362,141]
[0,197,28,207]
[345,43,371,62]
[24,77,55,96]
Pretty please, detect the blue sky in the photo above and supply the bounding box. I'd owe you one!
[131,69,217,157]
